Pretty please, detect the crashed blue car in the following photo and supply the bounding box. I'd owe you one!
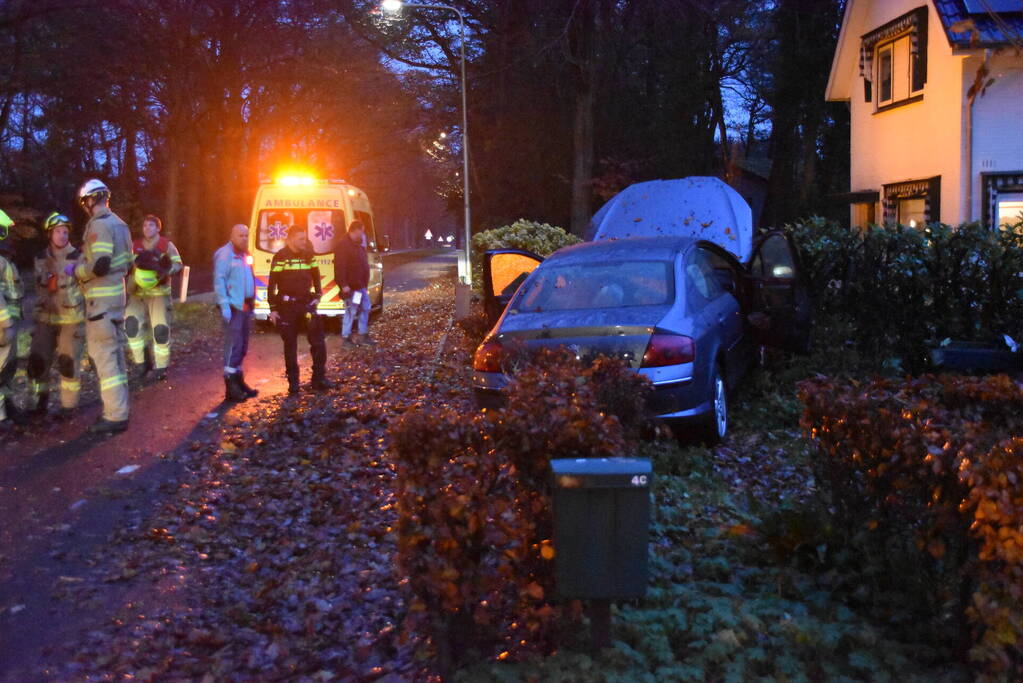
[472,178,810,442]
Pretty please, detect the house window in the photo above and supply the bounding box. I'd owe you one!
[983,174,1023,229]
[859,7,928,109]
[898,198,927,228]
[883,177,940,227]
[998,194,1023,230]
[878,46,893,104]
[874,34,921,108]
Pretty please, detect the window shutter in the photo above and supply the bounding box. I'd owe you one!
[864,79,872,102]
[911,7,928,92]
[926,176,941,224]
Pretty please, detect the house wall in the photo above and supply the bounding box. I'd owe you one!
[848,0,967,226]
[969,53,1023,222]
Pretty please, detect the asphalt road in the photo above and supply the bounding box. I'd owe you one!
[0,250,456,679]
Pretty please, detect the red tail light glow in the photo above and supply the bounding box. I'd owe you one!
[473,338,504,373]
[641,334,695,367]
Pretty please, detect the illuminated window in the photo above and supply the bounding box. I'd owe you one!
[898,198,927,228]
[998,193,1023,231]
[883,177,940,227]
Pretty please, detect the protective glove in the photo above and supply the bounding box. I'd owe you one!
[63,263,77,277]
[221,305,232,323]
[306,296,321,314]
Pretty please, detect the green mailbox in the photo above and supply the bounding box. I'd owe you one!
[551,457,652,600]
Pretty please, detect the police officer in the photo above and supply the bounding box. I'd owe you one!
[27,212,85,416]
[268,224,330,394]
[0,208,26,427]
[72,179,133,433]
[125,214,182,381]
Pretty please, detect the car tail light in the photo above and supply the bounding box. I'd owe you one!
[641,334,695,367]
[473,338,504,373]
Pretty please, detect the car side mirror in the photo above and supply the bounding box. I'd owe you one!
[713,270,735,293]
[378,234,391,252]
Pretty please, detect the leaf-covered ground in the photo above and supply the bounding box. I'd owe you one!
[23,282,969,681]
[41,281,469,680]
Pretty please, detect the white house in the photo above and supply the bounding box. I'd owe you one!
[826,0,1023,229]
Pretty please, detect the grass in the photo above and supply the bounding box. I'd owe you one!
[455,337,970,681]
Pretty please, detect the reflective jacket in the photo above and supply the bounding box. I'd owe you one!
[268,246,322,312]
[130,235,183,298]
[33,243,84,325]
[75,209,132,319]
[0,253,22,328]
[213,242,255,317]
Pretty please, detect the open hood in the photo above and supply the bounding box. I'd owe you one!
[586,177,753,263]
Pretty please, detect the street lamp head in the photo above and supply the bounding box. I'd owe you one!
[381,0,403,11]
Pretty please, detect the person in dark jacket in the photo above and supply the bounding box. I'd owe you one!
[333,220,373,348]
[268,225,330,394]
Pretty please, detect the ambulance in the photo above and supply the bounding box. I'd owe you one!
[248,174,386,321]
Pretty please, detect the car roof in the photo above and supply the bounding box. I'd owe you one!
[545,235,697,265]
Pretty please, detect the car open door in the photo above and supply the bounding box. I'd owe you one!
[482,249,544,326]
[746,231,810,353]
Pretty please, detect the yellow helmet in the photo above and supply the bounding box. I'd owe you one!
[43,212,71,232]
[0,209,12,242]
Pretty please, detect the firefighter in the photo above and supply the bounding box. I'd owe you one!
[72,178,133,433]
[27,212,85,416]
[268,224,330,394]
[0,208,26,427]
[125,215,182,381]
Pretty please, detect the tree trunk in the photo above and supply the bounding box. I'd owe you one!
[569,0,599,237]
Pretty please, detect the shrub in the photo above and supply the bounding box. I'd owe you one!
[787,218,1023,374]
[390,351,651,671]
[799,373,1023,676]
[470,219,580,291]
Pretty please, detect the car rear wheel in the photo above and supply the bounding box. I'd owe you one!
[701,363,727,445]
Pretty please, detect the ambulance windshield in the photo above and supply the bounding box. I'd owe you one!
[256,210,347,254]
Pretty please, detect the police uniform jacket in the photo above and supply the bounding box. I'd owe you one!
[268,246,322,312]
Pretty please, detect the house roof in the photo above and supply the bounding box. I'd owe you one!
[826,0,1023,101]
[933,0,1023,48]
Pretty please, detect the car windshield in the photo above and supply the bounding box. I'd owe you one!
[510,260,673,313]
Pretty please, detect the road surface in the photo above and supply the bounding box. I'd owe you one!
[0,251,456,679]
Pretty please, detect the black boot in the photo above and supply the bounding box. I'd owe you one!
[224,374,248,402]
[310,375,333,392]
[33,392,49,416]
[237,371,259,398]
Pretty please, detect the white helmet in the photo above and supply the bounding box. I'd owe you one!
[77,178,111,204]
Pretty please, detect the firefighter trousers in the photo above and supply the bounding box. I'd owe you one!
[0,317,31,421]
[125,295,172,369]
[28,322,84,409]
[86,314,129,422]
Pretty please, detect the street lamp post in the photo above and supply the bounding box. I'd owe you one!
[381,1,472,294]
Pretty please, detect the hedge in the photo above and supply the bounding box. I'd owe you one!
[800,373,1023,677]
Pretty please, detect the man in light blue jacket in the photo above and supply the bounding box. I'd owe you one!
[213,224,258,402]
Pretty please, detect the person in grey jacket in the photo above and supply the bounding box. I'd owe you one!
[213,224,258,402]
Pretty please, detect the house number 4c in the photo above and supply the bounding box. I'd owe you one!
[630,475,648,486]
